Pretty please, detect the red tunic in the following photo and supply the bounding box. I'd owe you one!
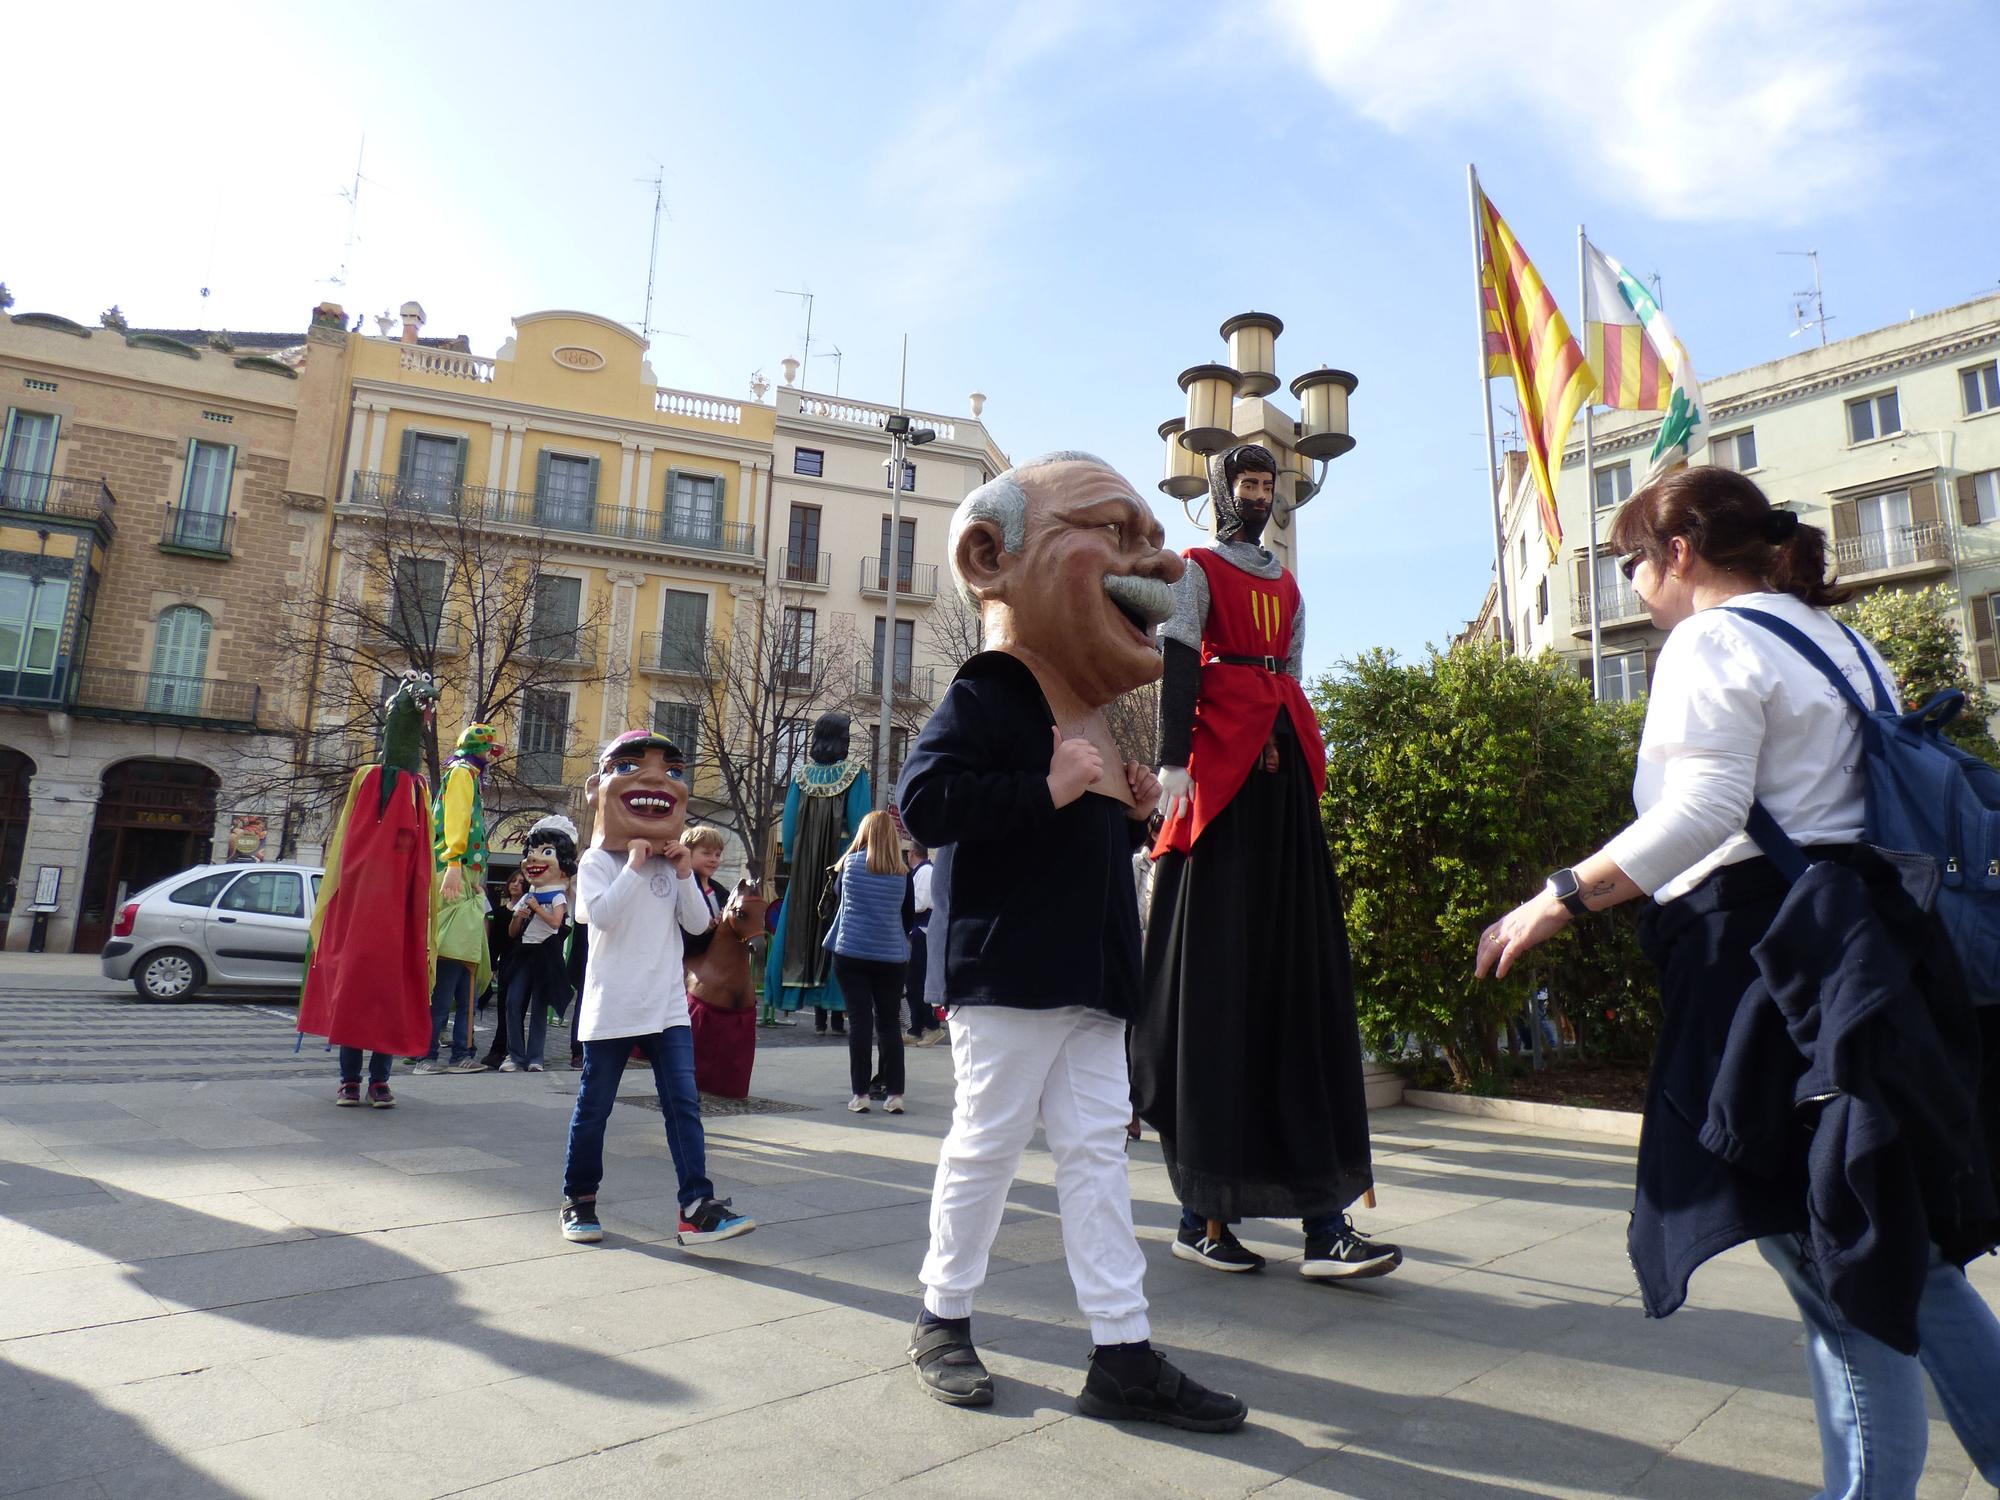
[1154,549,1326,858]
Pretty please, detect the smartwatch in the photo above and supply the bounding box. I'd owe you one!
[1547,868,1591,918]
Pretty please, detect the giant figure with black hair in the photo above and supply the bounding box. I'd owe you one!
[1130,442,1401,1281]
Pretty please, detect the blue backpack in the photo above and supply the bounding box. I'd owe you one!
[1724,606,2000,1004]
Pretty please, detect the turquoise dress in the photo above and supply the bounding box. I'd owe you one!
[767,759,872,1013]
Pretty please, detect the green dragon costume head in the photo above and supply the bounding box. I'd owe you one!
[378,671,439,814]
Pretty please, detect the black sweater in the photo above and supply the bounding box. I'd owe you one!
[896,652,1146,1018]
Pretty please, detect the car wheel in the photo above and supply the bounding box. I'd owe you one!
[134,949,204,1002]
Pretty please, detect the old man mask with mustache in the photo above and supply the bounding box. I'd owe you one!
[948,451,1184,805]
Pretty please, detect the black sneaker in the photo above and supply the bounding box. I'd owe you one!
[678,1196,756,1245]
[1172,1224,1265,1273]
[560,1198,602,1243]
[907,1313,994,1407]
[1076,1349,1247,1432]
[1301,1216,1403,1280]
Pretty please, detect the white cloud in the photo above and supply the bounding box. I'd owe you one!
[1270,0,1924,222]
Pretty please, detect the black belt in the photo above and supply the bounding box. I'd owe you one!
[1210,653,1284,671]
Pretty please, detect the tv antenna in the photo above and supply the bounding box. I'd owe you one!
[637,167,673,343]
[777,288,815,387]
[331,136,371,289]
[1644,271,1664,309]
[1783,250,1832,345]
[1497,400,1522,450]
[814,345,844,396]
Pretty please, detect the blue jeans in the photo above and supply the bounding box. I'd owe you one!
[338,1048,392,1085]
[426,963,473,1064]
[505,965,550,1067]
[1758,1235,2000,1497]
[562,1027,713,1212]
[1180,1207,1347,1239]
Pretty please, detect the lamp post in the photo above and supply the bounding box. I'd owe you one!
[1158,314,1357,563]
[877,408,936,808]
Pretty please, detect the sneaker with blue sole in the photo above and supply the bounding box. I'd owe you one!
[678,1196,756,1245]
[560,1198,602,1243]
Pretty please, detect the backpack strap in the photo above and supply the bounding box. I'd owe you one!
[1717,607,1874,715]
[1744,800,1812,883]
[1718,606,1884,885]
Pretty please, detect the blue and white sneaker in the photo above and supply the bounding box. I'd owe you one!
[677,1196,756,1245]
[560,1197,602,1243]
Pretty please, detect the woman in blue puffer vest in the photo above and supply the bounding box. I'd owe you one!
[824,810,912,1114]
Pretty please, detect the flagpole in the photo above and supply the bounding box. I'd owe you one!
[1579,224,1602,698]
[1468,165,1513,652]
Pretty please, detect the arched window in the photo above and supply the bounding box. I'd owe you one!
[147,606,212,712]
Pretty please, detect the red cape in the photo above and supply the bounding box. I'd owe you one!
[298,765,437,1057]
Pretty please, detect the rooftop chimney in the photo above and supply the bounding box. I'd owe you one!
[399,301,426,343]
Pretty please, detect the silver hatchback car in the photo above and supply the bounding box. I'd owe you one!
[100,862,325,1001]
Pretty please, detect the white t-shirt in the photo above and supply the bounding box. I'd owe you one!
[571,847,714,1040]
[513,887,567,945]
[1602,591,1898,902]
[911,862,933,915]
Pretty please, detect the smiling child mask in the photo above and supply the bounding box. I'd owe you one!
[585,731,691,853]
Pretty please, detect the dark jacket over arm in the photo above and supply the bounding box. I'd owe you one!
[896,651,1146,1018]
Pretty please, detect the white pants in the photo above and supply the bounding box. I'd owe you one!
[920,1004,1150,1345]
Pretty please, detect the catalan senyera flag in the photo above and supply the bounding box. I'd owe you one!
[1583,241,1707,477]
[1479,190,1596,559]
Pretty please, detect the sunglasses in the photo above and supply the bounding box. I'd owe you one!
[1618,553,1643,582]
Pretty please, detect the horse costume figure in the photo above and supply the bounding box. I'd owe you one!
[299,671,440,1060]
[686,878,770,1099]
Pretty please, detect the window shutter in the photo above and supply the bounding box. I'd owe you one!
[452,436,469,491]
[1909,479,1939,527]
[1974,595,1999,681]
[1831,500,1859,540]
[534,448,552,498]
[584,455,601,507]
[1960,474,1981,526]
[1573,556,1590,599]
[1536,577,1548,622]
[218,444,237,512]
[397,428,418,482]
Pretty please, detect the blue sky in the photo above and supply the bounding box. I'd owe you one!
[11,0,1999,679]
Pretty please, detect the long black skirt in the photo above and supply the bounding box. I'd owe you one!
[1130,719,1375,1222]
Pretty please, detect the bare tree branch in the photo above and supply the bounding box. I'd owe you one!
[236,490,613,858]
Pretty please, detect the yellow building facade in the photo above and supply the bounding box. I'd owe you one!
[321,306,776,856]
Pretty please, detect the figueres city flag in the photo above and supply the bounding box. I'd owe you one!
[1583,241,1707,475]
[1479,191,1596,558]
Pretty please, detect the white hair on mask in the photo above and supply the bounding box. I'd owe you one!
[946,451,1114,611]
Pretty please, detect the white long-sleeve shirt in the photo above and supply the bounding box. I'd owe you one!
[1601,591,1898,901]
[571,847,714,1040]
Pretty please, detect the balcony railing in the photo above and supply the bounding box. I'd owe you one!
[72,668,259,728]
[398,346,495,382]
[780,550,832,587]
[854,657,935,703]
[637,630,711,676]
[653,388,744,425]
[860,558,939,601]
[1569,581,1650,630]
[346,472,758,558]
[0,472,117,534]
[1833,521,1954,577]
[520,624,600,671]
[797,395,956,443]
[159,505,233,556]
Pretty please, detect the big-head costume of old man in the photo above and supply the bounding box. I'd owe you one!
[1130,442,1399,1282]
[895,451,1247,1432]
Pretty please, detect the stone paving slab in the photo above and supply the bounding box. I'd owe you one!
[0,1021,1995,1499]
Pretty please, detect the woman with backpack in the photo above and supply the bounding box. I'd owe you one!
[1476,466,2000,1496]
